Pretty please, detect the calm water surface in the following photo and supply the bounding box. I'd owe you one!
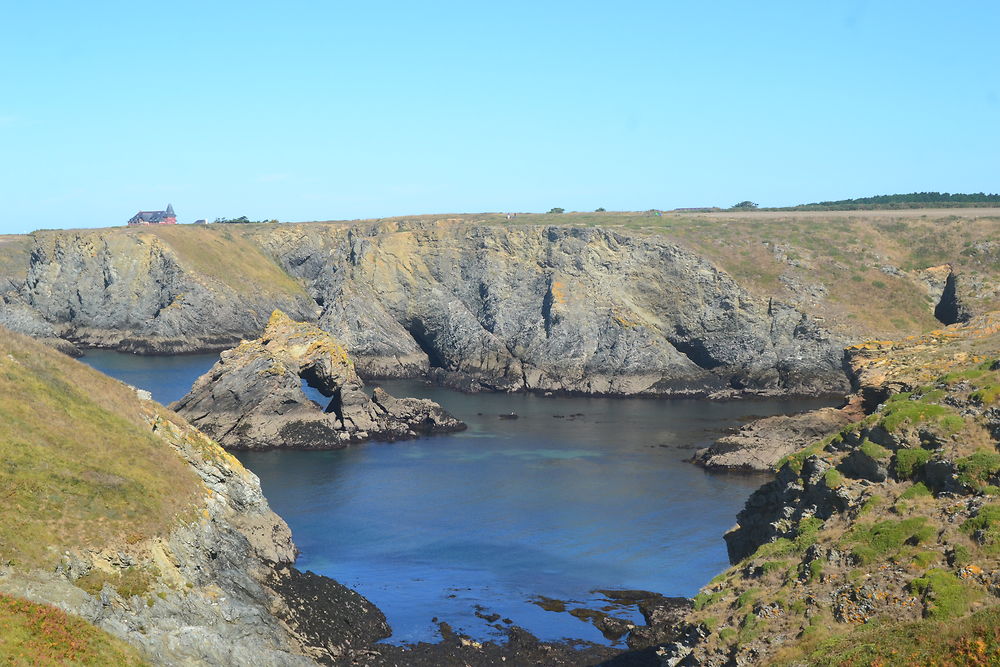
[80,350,834,645]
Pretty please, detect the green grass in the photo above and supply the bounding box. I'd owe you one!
[909,569,980,620]
[860,440,891,460]
[894,447,933,479]
[961,503,1000,554]
[132,225,308,299]
[0,330,201,567]
[844,517,936,565]
[772,605,1000,666]
[899,482,932,500]
[879,399,955,433]
[823,468,845,489]
[956,449,1000,491]
[0,592,146,665]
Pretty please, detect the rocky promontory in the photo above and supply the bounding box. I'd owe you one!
[171,310,465,450]
[692,402,864,473]
[642,313,1000,665]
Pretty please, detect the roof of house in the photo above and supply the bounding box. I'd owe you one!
[128,204,176,224]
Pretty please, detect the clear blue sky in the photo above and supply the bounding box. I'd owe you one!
[0,1,997,233]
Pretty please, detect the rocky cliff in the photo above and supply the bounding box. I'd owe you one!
[3,226,316,354]
[256,221,849,396]
[172,310,464,450]
[643,314,1000,665]
[1,221,849,397]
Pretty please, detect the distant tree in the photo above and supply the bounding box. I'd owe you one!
[548,207,565,214]
[732,201,759,209]
[595,207,606,212]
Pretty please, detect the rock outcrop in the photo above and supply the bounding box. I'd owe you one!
[13,228,317,354]
[0,328,389,665]
[692,403,862,472]
[171,310,465,450]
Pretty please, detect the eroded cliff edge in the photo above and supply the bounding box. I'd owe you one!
[1,221,850,397]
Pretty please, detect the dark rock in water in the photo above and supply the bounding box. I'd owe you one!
[265,565,390,659]
[532,595,567,613]
[369,621,619,666]
[171,310,465,450]
[498,412,519,420]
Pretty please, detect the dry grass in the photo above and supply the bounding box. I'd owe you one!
[0,235,32,283]
[0,329,201,568]
[130,224,308,299]
[0,592,146,665]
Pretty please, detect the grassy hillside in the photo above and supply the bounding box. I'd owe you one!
[0,593,145,665]
[131,223,309,299]
[0,235,32,284]
[0,329,201,568]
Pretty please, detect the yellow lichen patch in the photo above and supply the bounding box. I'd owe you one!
[550,280,567,305]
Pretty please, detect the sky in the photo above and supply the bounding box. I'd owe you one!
[0,1,997,233]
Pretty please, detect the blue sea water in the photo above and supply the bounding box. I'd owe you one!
[80,350,833,646]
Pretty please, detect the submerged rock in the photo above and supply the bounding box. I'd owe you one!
[171,310,465,450]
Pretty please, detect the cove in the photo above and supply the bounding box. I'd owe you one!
[79,350,835,646]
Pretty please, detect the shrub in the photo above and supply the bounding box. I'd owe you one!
[900,482,932,500]
[960,503,1000,553]
[823,468,845,489]
[894,448,933,479]
[846,517,935,564]
[956,450,1000,490]
[860,440,892,460]
[548,207,564,214]
[909,569,978,620]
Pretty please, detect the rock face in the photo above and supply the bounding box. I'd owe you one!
[172,310,465,450]
[12,228,317,353]
[3,221,849,397]
[692,402,861,472]
[256,221,849,396]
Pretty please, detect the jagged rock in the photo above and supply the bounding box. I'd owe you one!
[922,459,965,495]
[171,310,465,450]
[693,405,857,472]
[839,448,888,482]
